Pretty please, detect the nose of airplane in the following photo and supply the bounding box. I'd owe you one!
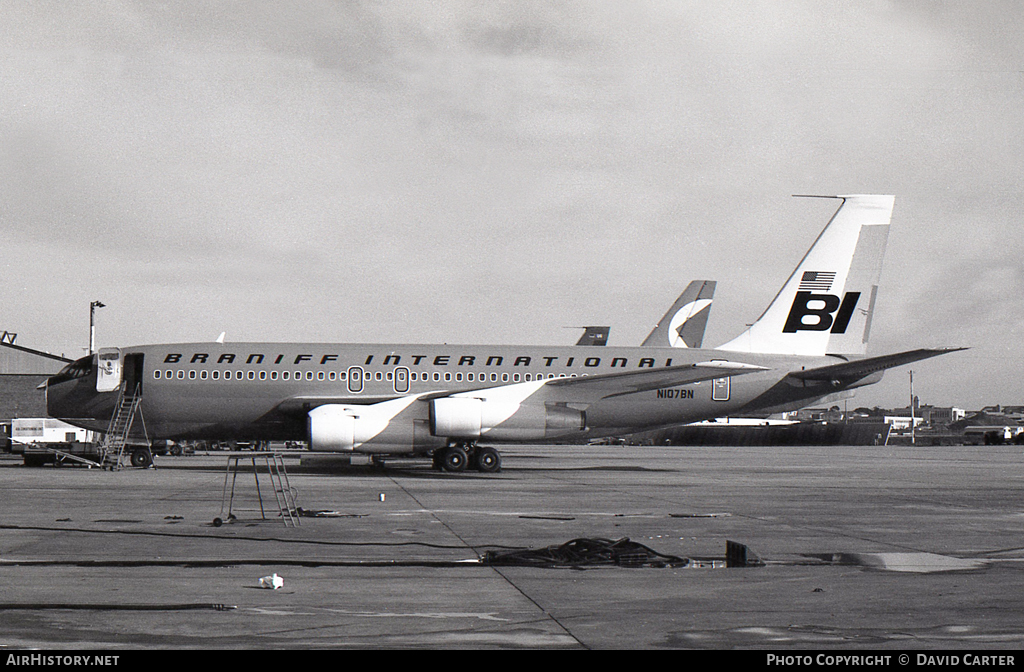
[43,375,77,419]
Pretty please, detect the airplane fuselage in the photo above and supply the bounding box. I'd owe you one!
[46,342,856,452]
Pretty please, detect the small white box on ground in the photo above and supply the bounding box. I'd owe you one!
[258,573,284,590]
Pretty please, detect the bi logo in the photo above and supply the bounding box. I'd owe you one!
[783,291,861,333]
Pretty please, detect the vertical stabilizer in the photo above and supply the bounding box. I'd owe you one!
[642,280,717,348]
[716,195,893,356]
[576,326,610,346]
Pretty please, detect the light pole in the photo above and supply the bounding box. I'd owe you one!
[909,370,915,446]
[89,301,105,354]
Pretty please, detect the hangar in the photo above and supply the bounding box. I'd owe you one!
[0,337,72,436]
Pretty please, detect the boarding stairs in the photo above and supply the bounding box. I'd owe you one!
[99,383,142,470]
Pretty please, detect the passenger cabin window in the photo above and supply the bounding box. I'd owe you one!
[394,367,409,393]
[348,366,363,393]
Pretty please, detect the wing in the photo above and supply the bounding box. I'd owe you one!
[544,360,769,400]
[274,360,769,413]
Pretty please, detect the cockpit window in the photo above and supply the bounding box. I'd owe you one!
[50,355,95,384]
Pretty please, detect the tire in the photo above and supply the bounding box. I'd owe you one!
[441,446,468,472]
[474,447,501,473]
[130,448,153,468]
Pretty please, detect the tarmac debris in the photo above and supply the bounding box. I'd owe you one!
[481,537,689,569]
[258,573,284,590]
[296,508,366,518]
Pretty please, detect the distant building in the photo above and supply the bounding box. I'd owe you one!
[0,341,71,422]
[884,416,925,431]
[888,405,966,428]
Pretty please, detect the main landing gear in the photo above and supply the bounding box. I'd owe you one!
[432,442,501,474]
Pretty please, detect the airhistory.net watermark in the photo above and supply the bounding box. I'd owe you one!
[6,655,119,666]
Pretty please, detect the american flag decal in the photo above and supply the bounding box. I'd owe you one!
[799,271,836,291]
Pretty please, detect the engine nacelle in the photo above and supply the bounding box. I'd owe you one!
[430,397,585,441]
[308,405,360,452]
[307,402,443,454]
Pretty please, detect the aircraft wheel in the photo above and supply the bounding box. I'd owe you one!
[440,446,468,472]
[474,447,501,473]
[130,448,153,469]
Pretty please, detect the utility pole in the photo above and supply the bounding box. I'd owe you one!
[909,370,915,446]
[89,300,105,354]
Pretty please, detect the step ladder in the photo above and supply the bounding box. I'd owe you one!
[100,383,142,470]
[217,452,300,527]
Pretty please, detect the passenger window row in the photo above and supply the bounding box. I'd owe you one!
[152,369,580,383]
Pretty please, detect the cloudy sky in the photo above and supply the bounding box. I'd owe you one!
[2,1,1022,410]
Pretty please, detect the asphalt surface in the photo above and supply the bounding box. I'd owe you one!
[1,443,1023,650]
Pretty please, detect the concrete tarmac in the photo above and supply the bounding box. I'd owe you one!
[1,443,1023,650]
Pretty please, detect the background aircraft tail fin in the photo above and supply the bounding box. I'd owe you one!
[575,326,610,346]
[716,195,893,356]
[642,280,716,348]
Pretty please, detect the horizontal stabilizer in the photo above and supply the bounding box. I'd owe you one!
[787,348,966,382]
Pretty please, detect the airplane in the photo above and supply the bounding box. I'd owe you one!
[44,194,962,473]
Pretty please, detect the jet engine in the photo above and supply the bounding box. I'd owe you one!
[429,397,585,441]
[307,402,443,454]
[307,405,363,451]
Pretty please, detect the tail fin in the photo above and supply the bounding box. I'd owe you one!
[575,326,610,346]
[642,280,717,348]
[716,195,893,356]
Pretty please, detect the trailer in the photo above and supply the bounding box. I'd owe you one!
[10,418,112,467]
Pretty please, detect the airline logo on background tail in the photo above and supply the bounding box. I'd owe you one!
[668,299,713,347]
[642,280,717,349]
[782,270,860,334]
